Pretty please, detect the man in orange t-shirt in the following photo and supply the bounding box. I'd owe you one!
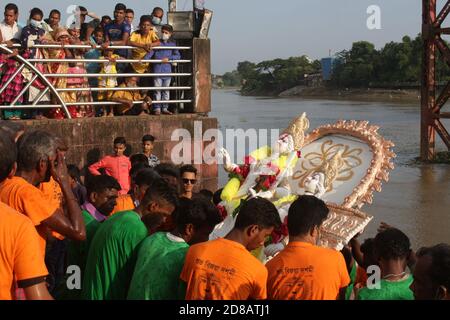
[266,195,350,300]
[39,136,67,211]
[0,130,86,259]
[0,132,53,300]
[180,198,282,300]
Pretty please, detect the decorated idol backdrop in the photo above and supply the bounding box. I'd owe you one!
[212,113,396,259]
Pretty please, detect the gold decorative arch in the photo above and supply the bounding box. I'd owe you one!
[292,119,396,209]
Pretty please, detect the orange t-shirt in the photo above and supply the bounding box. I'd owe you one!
[0,202,49,300]
[180,238,268,300]
[111,194,135,215]
[0,176,59,257]
[266,242,350,300]
[39,177,65,240]
[39,177,63,209]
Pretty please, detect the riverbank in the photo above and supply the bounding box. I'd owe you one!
[216,86,421,104]
[280,87,421,104]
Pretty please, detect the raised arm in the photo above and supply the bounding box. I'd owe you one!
[42,151,86,241]
[88,157,108,176]
[349,236,364,267]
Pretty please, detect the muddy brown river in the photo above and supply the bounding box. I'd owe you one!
[211,89,450,249]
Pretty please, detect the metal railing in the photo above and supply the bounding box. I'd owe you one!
[0,43,194,119]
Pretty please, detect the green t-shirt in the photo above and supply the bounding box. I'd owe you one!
[82,210,148,300]
[68,210,101,272]
[57,210,101,300]
[127,232,189,300]
[345,262,358,300]
[357,274,414,300]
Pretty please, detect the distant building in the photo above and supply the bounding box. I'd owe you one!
[321,57,336,81]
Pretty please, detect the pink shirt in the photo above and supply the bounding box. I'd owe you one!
[88,155,131,195]
[67,66,86,85]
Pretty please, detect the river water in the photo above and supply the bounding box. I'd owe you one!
[210,89,450,249]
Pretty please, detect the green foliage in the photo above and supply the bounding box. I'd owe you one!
[222,70,241,87]
[331,34,450,87]
[234,55,320,95]
[222,34,450,94]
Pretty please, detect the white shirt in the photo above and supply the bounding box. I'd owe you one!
[0,21,22,41]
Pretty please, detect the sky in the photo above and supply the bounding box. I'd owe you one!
[12,0,425,74]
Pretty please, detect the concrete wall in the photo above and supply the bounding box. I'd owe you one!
[21,115,218,192]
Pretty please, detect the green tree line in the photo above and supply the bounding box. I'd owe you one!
[221,34,450,95]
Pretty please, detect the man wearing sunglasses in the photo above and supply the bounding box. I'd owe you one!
[180,165,197,200]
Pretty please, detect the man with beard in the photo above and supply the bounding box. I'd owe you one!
[58,175,121,299]
[82,178,178,300]
[0,130,86,266]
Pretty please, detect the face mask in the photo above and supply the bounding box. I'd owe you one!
[30,19,43,29]
[162,33,170,41]
[152,16,161,25]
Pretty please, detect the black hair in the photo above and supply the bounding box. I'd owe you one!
[67,164,81,183]
[417,243,450,289]
[101,15,112,22]
[213,188,223,206]
[130,163,151,181]
[130,154,149,167]
[155,163,180,179]
[287,195,329,237]
[374,228,411,261]
[29,8,43,20]
[174,197,222,231]
[86,174,121,198]
[94,26,104,34]
[113,136,126,145]
[49,9,61,17]
[141,178,179,208]
[115,3,127,12]
[142,134,155,143]
[139,15,152,26]
[152,7,164,15]
[161,24,173,33]
[134,168,160,187]
[180,164,197,176]
[125,9,134,15]
[198,189,214,201]
[361,238,375,257]
[5,3,18,14]
[0,130,16,182]
[78,6,87,13]
[234,198,281,231]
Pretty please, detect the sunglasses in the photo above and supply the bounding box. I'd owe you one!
[182,178,197,185]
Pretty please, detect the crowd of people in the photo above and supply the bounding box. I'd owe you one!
[0,121,449,301]
[0,3,192,120]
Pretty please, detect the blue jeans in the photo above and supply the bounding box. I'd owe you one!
[153,78,172,112]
